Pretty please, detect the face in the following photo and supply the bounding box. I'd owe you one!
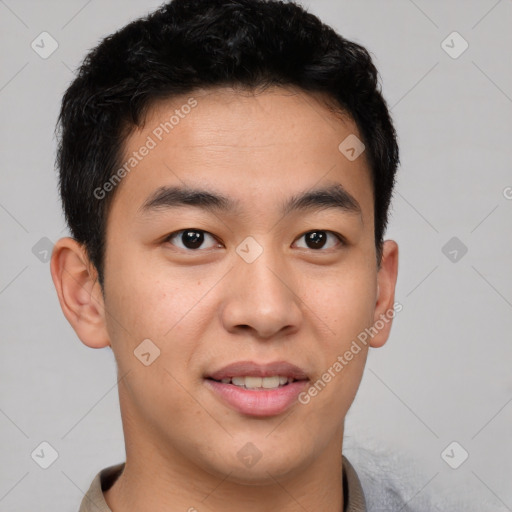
[53,85,398,485]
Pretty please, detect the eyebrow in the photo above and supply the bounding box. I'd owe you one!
[139,183,362,219]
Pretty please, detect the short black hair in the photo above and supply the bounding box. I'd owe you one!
[56,0,399,287]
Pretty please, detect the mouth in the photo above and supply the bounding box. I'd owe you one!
[204,361,310,416]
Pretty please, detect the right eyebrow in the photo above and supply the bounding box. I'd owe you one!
[138,185,241,216]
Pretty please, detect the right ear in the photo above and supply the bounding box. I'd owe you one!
[50,237,110,348]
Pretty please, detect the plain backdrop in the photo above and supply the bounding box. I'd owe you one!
[0,0,511,510]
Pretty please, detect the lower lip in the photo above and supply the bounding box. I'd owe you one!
[205,379,309,417]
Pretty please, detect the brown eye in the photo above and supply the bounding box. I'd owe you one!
[165,229,221,251]
[294,230,343,250]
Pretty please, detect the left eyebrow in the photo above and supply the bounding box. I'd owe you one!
[282,183,362,218]
[138,183,362,219]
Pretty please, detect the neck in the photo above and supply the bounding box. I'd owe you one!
[105,424,345,511]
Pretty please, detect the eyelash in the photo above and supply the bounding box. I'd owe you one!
[163,229,345,252]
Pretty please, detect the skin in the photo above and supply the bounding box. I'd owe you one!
[51,85,398,512]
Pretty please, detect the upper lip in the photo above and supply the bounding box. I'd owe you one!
[207,361,309,381]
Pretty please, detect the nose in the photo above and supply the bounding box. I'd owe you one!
[220,243,303,340]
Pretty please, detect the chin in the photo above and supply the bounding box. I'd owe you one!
[198,442,313,486]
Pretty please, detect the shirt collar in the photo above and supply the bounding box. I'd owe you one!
[79,455,366,512]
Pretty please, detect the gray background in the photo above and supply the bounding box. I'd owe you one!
[0,0,511,510]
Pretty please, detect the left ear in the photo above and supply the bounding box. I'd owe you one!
[369,240,399,348]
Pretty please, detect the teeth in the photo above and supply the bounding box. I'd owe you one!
[245,376,263,388]
[231,376,247,386]
[220,376,294,389]
[262,376,280,389]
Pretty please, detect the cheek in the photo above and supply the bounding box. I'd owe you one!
[301,261,375,408]
[308,266,376,345]
[102,257,205,361]
[303,284,371,428]
[104,263,205,413]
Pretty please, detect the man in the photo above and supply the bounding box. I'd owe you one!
[50,0,400,510]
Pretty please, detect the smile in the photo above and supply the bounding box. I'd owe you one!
[205,361,310,416]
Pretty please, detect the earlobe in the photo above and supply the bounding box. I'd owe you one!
[50,237,111,349]
[369,240,399,348]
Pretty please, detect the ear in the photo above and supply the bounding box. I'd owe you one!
[369,239,399,348]
[50,237,110,349]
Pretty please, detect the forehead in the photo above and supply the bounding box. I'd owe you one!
[109,85,373,225]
